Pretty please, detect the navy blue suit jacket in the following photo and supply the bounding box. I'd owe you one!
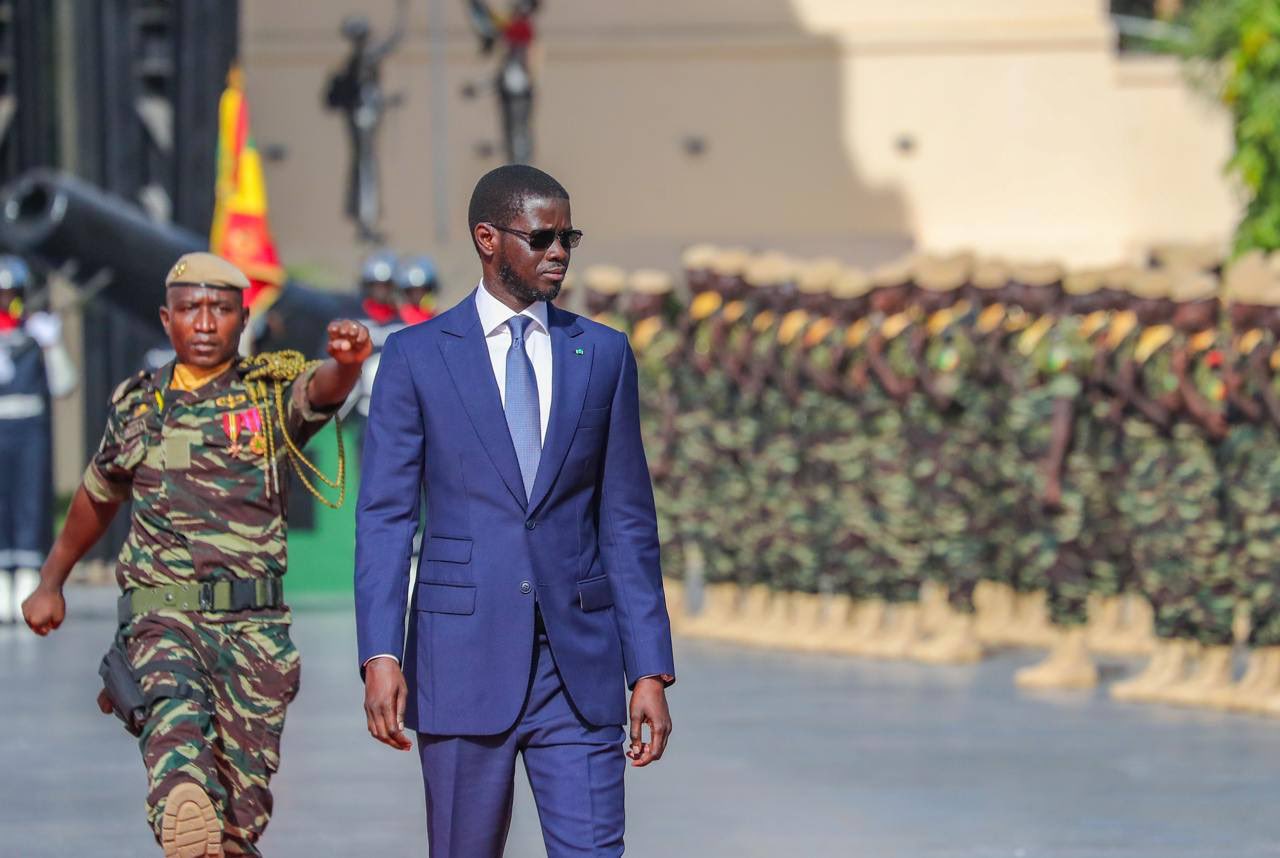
[354,291,676,735]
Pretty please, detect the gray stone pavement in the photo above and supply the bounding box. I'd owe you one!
[4,587,1280,857]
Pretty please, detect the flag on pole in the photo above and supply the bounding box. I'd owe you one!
[211,65,284,317]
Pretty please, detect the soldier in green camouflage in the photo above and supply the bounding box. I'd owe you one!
[22,252,370,857]
[861,256,928,657]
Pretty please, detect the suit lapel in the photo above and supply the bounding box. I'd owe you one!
[439,293,528,510]
[528,305,589,513]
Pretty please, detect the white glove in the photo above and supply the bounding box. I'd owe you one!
[24,311,62,348]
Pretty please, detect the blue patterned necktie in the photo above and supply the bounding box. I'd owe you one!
[504,315,541,499]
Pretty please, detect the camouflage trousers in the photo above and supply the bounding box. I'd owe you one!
[1006,458,1089,627]
[1081,406,1133,598]
[862,409,925,604]
[1120,420,1231,645]
[126,611,301,856]
[924,423,994,614]
[1221,424,1280,647]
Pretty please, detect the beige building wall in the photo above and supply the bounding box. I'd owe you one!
[241,0,1237,300]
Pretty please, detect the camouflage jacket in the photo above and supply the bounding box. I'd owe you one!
[83,358,335,591]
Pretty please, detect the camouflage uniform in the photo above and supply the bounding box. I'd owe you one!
[921,303,989,613]
[1119,326,1230,645]
[83,358,334,855]
[631,313,685,579]
[864,311,925,604]
[969,302,1017,589]
[1218,329,1280,646]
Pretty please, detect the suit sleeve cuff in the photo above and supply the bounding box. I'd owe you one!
[636,673,675,688]
[363,654,401,668]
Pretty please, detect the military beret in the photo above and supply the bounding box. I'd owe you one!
[1149,241,1226,273]
[1168,268,1218,303]
[870,255,916,289]
[1011,261,1065,288]
[915,255,969,292]
[971,258,1010,291]
[583,264,627,295]
[1063,268,1104,296]
[681,244,720,271]
[796,258,843,295]
[165,252,251,290]
[743,252,795,288]
[1223,251,1278,305]
[629,268,674,296]
[831,267,871,299]
[710,248,752,278]
[1100,264,1142,292]
[1129,269,1172,300]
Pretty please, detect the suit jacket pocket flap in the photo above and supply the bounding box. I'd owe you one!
[423,536,473,564]
[417,581,476,615]
[578,576,614,611]
[578,406,611,428]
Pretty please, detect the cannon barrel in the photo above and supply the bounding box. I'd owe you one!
[0,169,200,324]
[0,169,363,350]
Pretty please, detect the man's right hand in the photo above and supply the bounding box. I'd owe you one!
[22,583,65,636]
[364,658,412,751]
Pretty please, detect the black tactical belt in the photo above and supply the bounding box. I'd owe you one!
[118,577,284,625]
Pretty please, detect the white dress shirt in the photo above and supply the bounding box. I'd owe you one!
[474,279,553,443]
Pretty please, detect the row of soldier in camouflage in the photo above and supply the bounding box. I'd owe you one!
[577,243,1280,712]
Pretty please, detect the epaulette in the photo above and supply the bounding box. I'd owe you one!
[1188,329,1217,355]
[110,370,151,405]
[1237,328,1265,356]
[631,316,663,351]
[1077,310,1109,341]
[1016,315,1055,357]
[242,350,315,384]
[752,310,777,333]
[777,310,809,345]
[722,300,747,324]
[804,317,838,349]
[1134,325,1175,364]
[880,311,914,341]
[975,303,1005,334]
[689,292,723,321]
[845,318,871,348]
[1105,310,1138,351]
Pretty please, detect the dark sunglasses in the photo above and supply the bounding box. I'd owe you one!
[491,224,583,251]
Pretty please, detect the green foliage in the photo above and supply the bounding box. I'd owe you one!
[1184,0,1280,254]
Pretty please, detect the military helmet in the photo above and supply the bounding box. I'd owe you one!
[393,255,438,292]
[0,255,32,292]
[360,249,399,285]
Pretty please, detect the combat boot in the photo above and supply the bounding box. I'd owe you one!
[825,598,888,655]
[910,612,985,665]
[663,578,687,633]
[714,584,773,643]
[974,581,1017,645]
[681,581,740,639]
[160,781,222,858]
[777,592,826,650]
[0,570,13,623]
[750,591,804,648]
[798,594,855,652]
[1156,645,1235,706]
[1007,590,1057,648]
[918,580,951,636]
[1207,647,1280,712]
[1014,626,1099,690]
[864,602,924,659]
[1107,595,1156,656]
[1111,639,1194,702]
[1085,594,1126,654]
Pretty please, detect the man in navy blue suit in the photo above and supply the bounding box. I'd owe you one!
[355,165,675,857]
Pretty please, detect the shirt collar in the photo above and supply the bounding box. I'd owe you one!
[476,279,549,337]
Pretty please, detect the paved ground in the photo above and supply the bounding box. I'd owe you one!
[4,588,1280,857]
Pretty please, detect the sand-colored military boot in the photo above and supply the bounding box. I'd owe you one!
[1107,595,1157,656]
[1111,638,1194,702]
[1155,645,1236,706]
[864,602,925,659]
[161,781,222,858]
[753,591,821,649]
[781,592,831,651]
[797,594,855,652]
[1085,595,1126,654]
[910,611,985,665]
[1007,590,1056,648]
[681,581,741,639]
[0,570,13,624]
[712,584,776,644]
[1206,647,1280,712]
[663,578,687,633]
[825,598,888,655]
[975,581,1017,645]
[1014,626,1099,690]
[918,580,951,636]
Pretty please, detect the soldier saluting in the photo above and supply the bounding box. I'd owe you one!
[21,252,370,857]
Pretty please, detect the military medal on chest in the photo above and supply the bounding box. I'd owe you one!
[222,406,265,457]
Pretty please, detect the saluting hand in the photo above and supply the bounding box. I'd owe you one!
[327,319,373,365]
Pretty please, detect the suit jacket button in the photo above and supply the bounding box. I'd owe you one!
[520,581,532,594]
[525,520,536,530]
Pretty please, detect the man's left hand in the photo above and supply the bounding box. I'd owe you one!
[626,677,671,767]
[326,319,373,365]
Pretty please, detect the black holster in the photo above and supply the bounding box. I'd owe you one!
[98,637,148,737]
